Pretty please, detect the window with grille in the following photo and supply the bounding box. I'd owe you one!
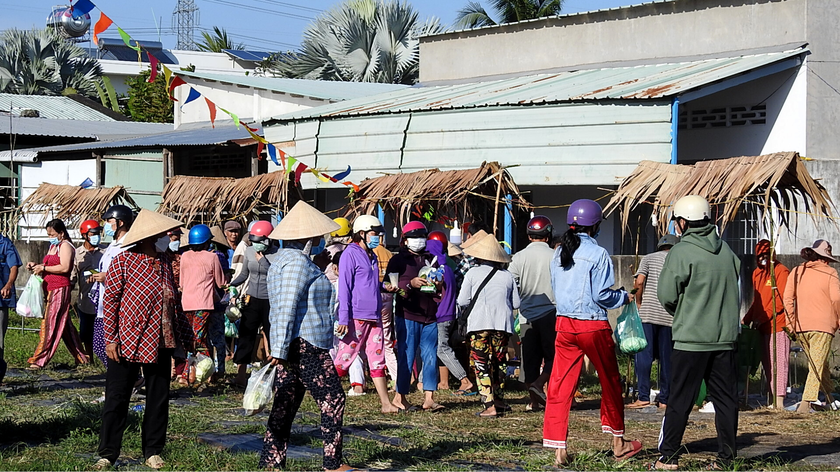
[721,207,760,256]
[679,104,767,130]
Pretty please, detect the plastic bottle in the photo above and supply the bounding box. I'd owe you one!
[450,221,462,245]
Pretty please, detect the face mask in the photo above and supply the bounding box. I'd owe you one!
[253,242,268,253]
[89,235,101,246]
[103,223,116,238]
[367,234,380,250]
[406,238,426,253]
[48,237,60,246]
[310,238,325,256]
[169,241,180,252]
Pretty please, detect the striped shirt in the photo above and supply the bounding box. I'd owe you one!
[267,248,337,360]
[635,251,673,326]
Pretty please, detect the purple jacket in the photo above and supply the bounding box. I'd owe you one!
[337,242,382,325]
[426,240,456,322]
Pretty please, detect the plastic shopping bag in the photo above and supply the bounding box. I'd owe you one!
[191,353,216,384]
[16,275,44,318]
[614,302,648,354]
[243,364,276,416]
[225,316,239,338]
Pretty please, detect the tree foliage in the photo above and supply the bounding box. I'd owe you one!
[0,28,103,97]
[196,27,245,53]
[455,0,563,29]
[125,69,173,123]
[276,0,443,85]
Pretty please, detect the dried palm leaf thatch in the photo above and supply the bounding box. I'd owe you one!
[344,162,530,228]
[604,152,834,235]
[18,183,138,228]
[158,171,292,224]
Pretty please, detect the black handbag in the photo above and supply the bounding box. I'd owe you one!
[455,267,499,341]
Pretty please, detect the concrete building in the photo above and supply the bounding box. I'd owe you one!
[262,0,838,255]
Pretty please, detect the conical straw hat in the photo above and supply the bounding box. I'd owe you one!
[269,201,341,241]
[210,225,230,249]
[463,233,511,264]
[122,210,184,247]
[448,242,463,257]
[460,230,488,250]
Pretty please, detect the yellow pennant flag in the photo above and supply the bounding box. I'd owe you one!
[163,65,173,89]
[311,169,331,183]
[246,127,268,144]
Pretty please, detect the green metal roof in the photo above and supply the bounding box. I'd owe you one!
[266,48,807,123]
[174,70,407,102]
[0,94,116,121]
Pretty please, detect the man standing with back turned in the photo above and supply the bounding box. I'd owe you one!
[656,195,740,470]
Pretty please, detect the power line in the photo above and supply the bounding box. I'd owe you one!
[199,0,314,21]
[251,0,322,14]
[196,27,297,49]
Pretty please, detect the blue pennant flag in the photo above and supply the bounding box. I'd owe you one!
[180,87,201,110]
[79,177,94,189]
[332,165,352,181]
[266,144,279,166]
[71,0,96,18]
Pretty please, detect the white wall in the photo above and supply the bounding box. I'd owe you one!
[678,67,806,161]
[172,78,330,127]
[19,160,97,240]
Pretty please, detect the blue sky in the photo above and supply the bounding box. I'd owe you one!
[1,0,631,51]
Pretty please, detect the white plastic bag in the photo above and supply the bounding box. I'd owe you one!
[16,275,44,318]
[192,353,216,384]
[242,364,276,416]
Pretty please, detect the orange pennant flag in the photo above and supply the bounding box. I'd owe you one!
[205,97,216,128]
[92,12,113,45]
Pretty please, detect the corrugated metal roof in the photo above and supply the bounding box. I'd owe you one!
[0,117,172,139]
[0,94,117,121]
[267,48,806,123]
[175,70,407,101]
[0,121,261,162]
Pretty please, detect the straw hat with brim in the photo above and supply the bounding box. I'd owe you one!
[269,201,341,241]
[210,226,230,249]
[463,234,511,264]
[448,242,463,257]
[461,230,488,250]
[121,210,184,247]
[809,239,838,263]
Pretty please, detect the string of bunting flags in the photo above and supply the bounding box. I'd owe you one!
[68,0,359,192]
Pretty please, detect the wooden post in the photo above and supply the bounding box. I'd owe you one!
[492,173,503,235]
[93,152,102,188]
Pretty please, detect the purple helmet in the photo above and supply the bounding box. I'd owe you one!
[567,199,603,227]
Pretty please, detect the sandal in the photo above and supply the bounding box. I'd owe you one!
[626,400,651,409]
[452,389,478,396]
[614,440,643,462]
[27,364,41,371]
[422,403,445,413]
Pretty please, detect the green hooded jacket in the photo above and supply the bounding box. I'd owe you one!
[657,224,741,351]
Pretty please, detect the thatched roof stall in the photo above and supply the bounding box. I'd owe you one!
[604,152,834,235]
[17,183,138,232]
[345,162,531,230]
[158,171,296,225]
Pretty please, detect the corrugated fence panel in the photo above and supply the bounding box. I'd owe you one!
[103,151,164,210]
[400,102,672,185]
[315,115,410,186]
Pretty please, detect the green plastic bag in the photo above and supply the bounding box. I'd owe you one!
[225,316,239,338]
[614,302,648,354]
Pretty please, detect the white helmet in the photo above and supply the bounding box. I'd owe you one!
[672,195,711,222]
[353,215,384,234]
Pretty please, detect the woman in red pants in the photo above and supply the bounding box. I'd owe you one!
[543,199,642,466]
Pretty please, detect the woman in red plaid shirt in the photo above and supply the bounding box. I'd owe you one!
[94,210,193,471]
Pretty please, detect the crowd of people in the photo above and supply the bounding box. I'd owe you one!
[0,193,837,470]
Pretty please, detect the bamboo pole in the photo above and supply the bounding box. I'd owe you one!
[769,217,779,409]
[492,173,502,235]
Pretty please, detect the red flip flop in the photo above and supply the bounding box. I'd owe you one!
[615,440,643,462]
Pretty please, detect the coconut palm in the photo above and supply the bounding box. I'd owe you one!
[277,0,443,85]
[0,28,102,97]
[196,26,245,53]
[455,0,563,29]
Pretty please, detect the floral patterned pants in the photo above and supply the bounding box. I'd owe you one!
[260,338,345,470]
[469,330,509,406]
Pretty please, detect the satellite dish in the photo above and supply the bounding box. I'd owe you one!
[46,5,91,39]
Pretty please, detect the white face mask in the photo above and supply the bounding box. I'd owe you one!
[406,238,426,253]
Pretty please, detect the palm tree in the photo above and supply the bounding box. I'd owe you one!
[0,28,102,97]
[455,0,563,29]
[196,27,245,53]
[277,0,443,85]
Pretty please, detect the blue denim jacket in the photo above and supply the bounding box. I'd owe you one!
[550,234,627,321]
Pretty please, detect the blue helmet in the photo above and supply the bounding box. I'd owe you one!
[188,224,212,245]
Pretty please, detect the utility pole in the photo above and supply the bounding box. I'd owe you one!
[172,0,199,51]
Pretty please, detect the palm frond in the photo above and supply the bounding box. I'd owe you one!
[455,2,497,29]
